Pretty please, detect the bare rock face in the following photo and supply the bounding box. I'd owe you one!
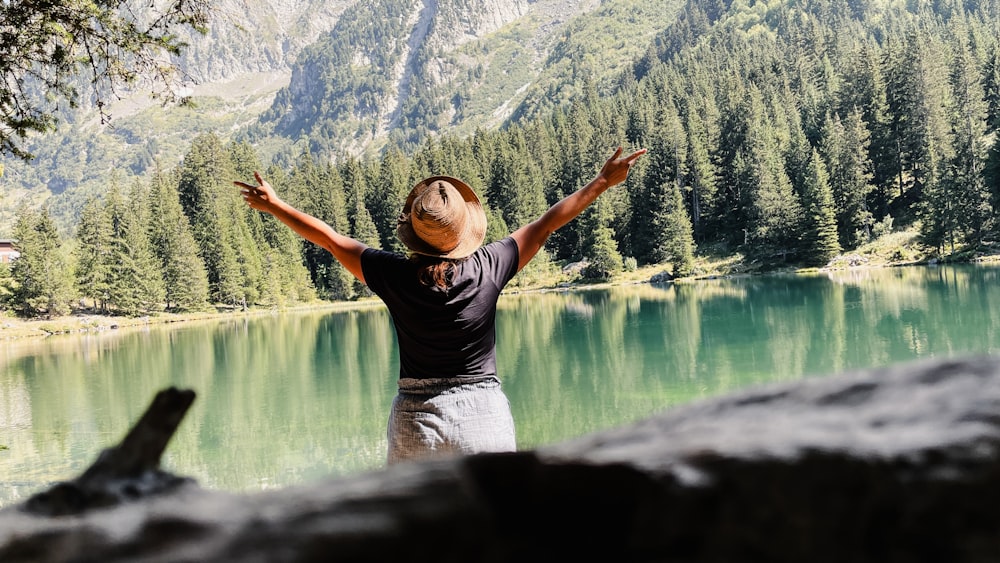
[1,356,998,562]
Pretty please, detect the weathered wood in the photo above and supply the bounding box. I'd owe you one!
[23,387,196,517]
[2,358,999,562]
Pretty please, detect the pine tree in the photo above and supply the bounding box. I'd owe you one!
[104,182,165,315]
[486,131,547,232]
[548,103,598,259]
[438,135,488,198]
[521,118,559,195]
[820,111,876,248]
[471,129,500,180]
[350,194,381,250]
[341,157,378,297]
[774,79,814,192]
[228,140,262,182]
[624,83,655,149]
[945,32,992,244]
[177,133,226,220]
[663,181,696,277]
[11,205,75,317]
[730,87,804,256]
[350,182,381,298]
[483,205,510,245]
[227,193,265,308]
[713,75,753,245]
[839,43,893,220]
[178,133,253,307]
[0,261,14,309]
[883,33,932,201]
[986,135,1000,218]
[919,26,991,253]
[229,140,280,304]
[127,183,167,313]
[289,157,354,301]
[74,195,113,311]
[754,138,805,258]
[800,150,842,266]
[147,168,211,312]
[285,152,334,296]
[582,226,623,281]
[684,106,718,241]
[883,31,953,212]
[372,147,412,252]
[240,163,313,308]
[634,102,688,265]
[982,43,1000,134]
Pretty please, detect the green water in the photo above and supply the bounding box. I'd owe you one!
[2,265,999,506]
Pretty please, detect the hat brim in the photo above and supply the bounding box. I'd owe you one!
[397,176,487,259]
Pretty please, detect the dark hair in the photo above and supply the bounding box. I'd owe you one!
[410,254,459,289]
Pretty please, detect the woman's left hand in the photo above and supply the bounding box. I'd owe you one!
[597,146,647,188]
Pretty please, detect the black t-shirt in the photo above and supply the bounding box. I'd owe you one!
[360,237,520,379]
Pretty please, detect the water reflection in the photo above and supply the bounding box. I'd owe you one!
[2,265,998,506]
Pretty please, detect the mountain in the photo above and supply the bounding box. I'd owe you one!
[0,0,677,235]
[254,0,680,156]
[171,0,352,83]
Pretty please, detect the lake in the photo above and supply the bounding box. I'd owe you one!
[2,264,999,507]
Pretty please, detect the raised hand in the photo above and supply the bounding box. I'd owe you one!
[234,171,281,212]
[597,146,647,188]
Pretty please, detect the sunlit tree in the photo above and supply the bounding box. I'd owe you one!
[147,168,211,312]
[0,0,212,159]
[11,205,74,316]
[74,195,113,311]
[800,150,841,266]
[821,110,875,247]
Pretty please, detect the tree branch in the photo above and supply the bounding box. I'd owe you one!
[23,387,198,517]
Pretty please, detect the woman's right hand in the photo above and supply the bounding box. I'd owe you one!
[235,171,281,212]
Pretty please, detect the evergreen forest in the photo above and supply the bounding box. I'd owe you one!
[4,0,1000,319]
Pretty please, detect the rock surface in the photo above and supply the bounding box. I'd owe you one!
[1,356,998,562]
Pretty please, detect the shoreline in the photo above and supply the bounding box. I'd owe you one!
[0,273,663,341]
[4,244,999,342]
[0,299,387,341]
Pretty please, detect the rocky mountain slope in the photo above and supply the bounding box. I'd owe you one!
[0,0,676,235]
[258,0,675,156]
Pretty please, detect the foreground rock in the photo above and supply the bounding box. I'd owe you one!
[1,356,998,562]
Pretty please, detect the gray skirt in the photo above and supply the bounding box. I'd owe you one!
[387,375,516,464]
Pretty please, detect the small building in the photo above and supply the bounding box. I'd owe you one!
[0,239,20,264]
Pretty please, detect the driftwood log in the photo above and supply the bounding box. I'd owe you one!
[1,357,999,562]
[23,387,196,517]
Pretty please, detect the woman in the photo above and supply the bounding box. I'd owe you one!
[236,146,646,463]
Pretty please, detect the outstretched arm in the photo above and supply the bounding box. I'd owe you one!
[235,172,368,284]
[510,146,646,272]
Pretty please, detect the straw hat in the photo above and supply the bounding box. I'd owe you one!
[396,176,487,259]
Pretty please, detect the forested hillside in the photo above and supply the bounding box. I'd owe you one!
[635,0,1000,258]
[3,0,1000,319]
